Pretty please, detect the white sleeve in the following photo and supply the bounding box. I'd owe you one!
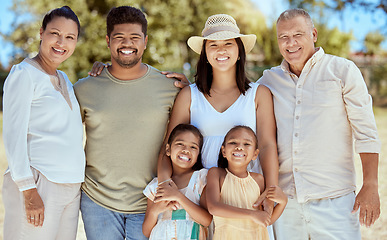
[3,64,36,191]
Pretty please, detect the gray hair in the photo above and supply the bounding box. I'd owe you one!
[277,9,314,29]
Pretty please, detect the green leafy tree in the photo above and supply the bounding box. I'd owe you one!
[5,0,270,82]
[364,31,385,56]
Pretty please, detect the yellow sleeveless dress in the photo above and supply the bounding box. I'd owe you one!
[213,169,269,240]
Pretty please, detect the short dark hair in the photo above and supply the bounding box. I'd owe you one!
[167,124,204,171]
[42,6,80,37]
[106,6,148,38]
[194,38,251,96]
[218,125,258,169]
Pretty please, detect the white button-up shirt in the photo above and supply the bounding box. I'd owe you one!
[258,48,381,203]
[3,59,85,191]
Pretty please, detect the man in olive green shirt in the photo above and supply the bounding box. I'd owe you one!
[74,6,179,240]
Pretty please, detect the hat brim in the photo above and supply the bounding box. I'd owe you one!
[187,31,257,54]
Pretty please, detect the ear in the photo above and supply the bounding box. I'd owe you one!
[144,35,148,49]
[253,149,259,160]
[221,145,226,158]
[39,28,44,40]
[312,27,318,43]
[106,35,110,48]
[165,144,171,156]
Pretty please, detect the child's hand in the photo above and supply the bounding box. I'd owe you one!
[155,180,182,203]
[149,200,176,216]
[266,185,287,205]
[250,210,271,227]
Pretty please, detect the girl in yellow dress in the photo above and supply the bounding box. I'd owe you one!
[206,126,287,240]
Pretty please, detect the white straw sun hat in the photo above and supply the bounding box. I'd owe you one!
[187,14,257,54]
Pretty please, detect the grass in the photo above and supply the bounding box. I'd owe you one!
[0,108,386,239]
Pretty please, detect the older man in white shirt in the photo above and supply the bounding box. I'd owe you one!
[258,8,381,240]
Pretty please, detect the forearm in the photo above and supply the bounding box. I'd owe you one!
[157,146,173,182]
[142,209,159,237]
[208,201,256,220]
[259,144,278,187]
[359,153,379,187]
[270,201,287,225]
[177,193,212,227]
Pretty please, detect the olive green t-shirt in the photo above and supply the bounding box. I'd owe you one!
[74,65,179,213]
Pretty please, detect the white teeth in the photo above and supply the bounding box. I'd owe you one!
[179,155,190,161]
[233,153,244,157]
[53,48,65,53]
[287,48,299,53]
[217,57,228,61]
[121,50,134,54]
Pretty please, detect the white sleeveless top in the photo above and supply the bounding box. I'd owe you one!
[190,82,260,171]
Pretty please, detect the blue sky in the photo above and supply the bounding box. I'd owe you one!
[0,0,386,67]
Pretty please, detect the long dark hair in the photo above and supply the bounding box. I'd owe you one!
[218,125,258,169]
[167,124,204,171]
[42,6,80,37]
[194,37,251,96]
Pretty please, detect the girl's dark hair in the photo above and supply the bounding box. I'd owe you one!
[218,125,258,169]
[167,124,204,170]
[194,38,251,97]
[106,6,148,38]
[42,6,80,37]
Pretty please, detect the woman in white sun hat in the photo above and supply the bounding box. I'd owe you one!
[157,14,278,239]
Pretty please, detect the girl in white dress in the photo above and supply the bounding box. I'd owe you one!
[143,124,212,240]
[157,14,278,237]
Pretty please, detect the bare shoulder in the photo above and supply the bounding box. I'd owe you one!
[207,167,226,177]
[250,172,265,189]
[256,84,272,97]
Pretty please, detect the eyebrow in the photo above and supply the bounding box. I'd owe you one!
[112,32,142,37]
[50,27,77,36]
[174,139,200,147]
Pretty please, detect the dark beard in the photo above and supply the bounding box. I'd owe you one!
[113,50,141,68]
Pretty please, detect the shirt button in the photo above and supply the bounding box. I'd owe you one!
[296,116,300,120]
[294,168,299,172]
[297,100,301,104]
[294,151,298,154]
[298,85,302,88]
[295,133,298,137]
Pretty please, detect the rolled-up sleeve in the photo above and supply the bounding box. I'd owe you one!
[3,64,36,191]
[341,61,381,154]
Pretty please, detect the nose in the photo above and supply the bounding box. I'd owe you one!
[56,36,64,46]
[235,145,243,151]
[122,38,134,46]
[288,36,297,46]
[181,146,190,153]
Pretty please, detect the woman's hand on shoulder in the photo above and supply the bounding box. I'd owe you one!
[161,71,190,88]
[88,61,109,77]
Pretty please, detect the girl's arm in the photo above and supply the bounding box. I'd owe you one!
[254,85,279,212]
[156,181,212,227]
[157,86,191,182]
[206,168,271,227]
[142,199,174,237]
[266,185,288,225]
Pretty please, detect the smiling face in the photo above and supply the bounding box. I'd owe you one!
[107,23,148,69]
[39,16,78,67]
[166,131,201,171]
[221,128,259,168]
[205,38,239,73]
[277,15,317,75]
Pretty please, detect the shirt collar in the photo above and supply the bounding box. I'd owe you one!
[280,47,325,74]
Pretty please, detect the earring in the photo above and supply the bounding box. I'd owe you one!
[237,57,240,60]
